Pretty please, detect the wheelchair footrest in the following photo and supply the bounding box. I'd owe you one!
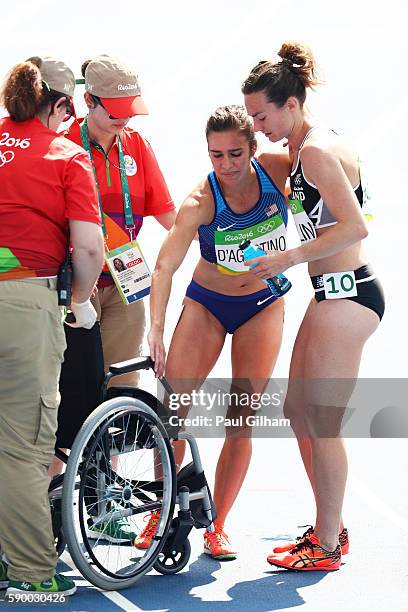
[177,462,217,528]
[162,512,194,554]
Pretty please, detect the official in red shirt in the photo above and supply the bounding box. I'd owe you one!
[0,56,104,596]
[66,55,176,389]
[53,56,176,545]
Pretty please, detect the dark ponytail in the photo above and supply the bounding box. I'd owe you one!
[242,41,321,107]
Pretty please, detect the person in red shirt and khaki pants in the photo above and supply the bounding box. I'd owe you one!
[0,56,104,597]
[67,54,176,392]
[53,56,176,544]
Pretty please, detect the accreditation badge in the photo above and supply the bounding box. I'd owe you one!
[105,241,151,305]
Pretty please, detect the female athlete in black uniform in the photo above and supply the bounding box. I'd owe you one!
[243,41,384,571]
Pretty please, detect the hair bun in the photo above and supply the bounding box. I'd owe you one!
[278,42,309,66]
[242,40,322,107]
[277,41,320,88]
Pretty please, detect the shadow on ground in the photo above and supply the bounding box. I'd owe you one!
[120,552,327,612]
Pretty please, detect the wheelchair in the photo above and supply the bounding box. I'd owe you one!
[49,356,216,591]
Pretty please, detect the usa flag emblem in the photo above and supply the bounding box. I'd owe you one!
[265,204,278,217]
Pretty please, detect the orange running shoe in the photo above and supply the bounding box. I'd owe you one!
[134,512,160,549]
[272,526,349,555]
[338,528,349,554]
[267,534,341,571]
[204,527,237,560]
[273,525,314,554]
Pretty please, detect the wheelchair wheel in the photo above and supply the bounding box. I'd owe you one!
[153,538,191,575]
[61,396,176,590]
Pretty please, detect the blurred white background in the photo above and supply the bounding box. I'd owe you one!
[1,0,406,378]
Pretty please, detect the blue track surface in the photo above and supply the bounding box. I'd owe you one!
[1,439,407,612]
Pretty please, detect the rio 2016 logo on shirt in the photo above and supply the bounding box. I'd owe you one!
[215,215,286,274]
[0,150,15,168]
[0,132,31,150]
[124,155,137,176]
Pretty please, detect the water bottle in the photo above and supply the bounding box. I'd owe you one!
[239,239,292,298]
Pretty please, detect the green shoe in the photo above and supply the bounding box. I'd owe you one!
[87,515,137,543]
[0,560,9,589]
[7,573,76,596]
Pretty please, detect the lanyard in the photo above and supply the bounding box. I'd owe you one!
[80,117,135,239]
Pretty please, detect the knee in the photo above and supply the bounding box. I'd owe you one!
[224,429,252,445]
[283,390,302,421]
[283,398,307,437]
[304,404,344,438]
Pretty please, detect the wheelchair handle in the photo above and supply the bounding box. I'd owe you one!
[108,356,154,375]
[104,356,175,397]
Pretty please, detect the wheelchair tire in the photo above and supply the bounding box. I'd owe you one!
[153,538,191,575]
[61,396,176,590]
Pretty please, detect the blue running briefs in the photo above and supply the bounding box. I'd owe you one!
[185,279,278,334]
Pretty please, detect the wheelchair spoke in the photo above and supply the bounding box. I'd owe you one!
[62,398,176,588]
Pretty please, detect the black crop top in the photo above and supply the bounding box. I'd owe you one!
[290,127,364,230]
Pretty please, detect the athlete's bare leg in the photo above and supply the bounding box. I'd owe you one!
[286,298,379,550]
[284,300,317,494]
[165,298,227,469]
[285,299,346,531]
[212,298,284,530]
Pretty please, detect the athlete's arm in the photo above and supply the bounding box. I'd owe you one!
[149,186,211,376]
[153,208,200,242]
[288,145,368,264]
[247,145,367,278]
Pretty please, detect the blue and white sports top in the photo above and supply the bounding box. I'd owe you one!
[198,158,288,275]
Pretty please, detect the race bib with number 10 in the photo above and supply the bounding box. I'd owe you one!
[322,271,357,299]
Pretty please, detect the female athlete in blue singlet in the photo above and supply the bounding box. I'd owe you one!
[146,105,290,560]
[243,41,385,572]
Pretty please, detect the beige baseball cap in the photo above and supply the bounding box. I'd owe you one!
[27,56,75,97]
[84,55,148,118]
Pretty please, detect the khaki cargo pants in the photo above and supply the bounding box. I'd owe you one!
[0,279,66,582]
[92,284,145,386]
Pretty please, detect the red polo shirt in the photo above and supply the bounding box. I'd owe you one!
[0,116,100,280]
[66,120,175,285]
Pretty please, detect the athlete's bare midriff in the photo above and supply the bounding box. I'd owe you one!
[192,257,267,295]
[194,236,369,286]
[308,228,369,277]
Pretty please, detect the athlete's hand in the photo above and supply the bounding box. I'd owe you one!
[148,327,166,378]
[244,251,290,279]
